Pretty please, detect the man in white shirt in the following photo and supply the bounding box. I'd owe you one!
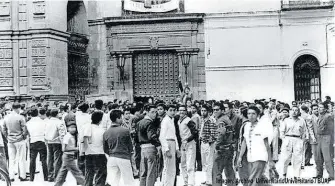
[76,102,91,174]
[159,104,180,186]
[26,107,48,181]
[44,109,66,182]
[279,106,309,178]
[237,106,275,186]
[82,111,107,186]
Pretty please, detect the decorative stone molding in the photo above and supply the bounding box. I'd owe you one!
[33,1,46,20]
[0,40,13,91]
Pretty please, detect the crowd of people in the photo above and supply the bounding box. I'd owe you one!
[0,93,334,186]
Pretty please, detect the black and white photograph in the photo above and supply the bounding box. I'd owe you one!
[0,0,334,186]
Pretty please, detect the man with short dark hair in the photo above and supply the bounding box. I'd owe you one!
[211,102,235,186]
[300,105,316,167]
[44,109,66,182]
[313,102,334,180]
[199,104,216,185]
[104,110,134,186]
[26,107,48,181]
[279,106,308,178]
[159,104,180,186]
[82,111,107,186]
[138,105,160,186]
[178,104,198,186]
[3,102,28,181]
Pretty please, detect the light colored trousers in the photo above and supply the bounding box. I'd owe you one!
[106,156,135,186]
[8,140,26,179]
[201,142,215,185]
[161,141,176,186]
[272,126,279,161]
[279,136,304,177]
[181,140,196,186]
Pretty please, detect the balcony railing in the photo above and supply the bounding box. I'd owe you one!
[282,0,334,10]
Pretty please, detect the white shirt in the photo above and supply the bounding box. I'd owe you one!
[243,120,271,163]
[27,117,46,143]
[82,124,105,155]
[159,115,179,152]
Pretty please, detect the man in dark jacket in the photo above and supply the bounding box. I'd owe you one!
[138,105,160,186]
[212,102,236,186]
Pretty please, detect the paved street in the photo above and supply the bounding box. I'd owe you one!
[11,159,334,186]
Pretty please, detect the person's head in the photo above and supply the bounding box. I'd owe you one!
[110,110,123,124]
[70,104,77,113]
[242,102,249,107]
[191,104,198,114]
[12,102,21,113]
[50,109,59,118]
[78,103,89,113]
[213,102,224,118]
[95,100,103,110]
[280,107,290,118]
[247,106,260,123]
[178,105,187,118]
[91,111,104,125]
[30,107,39,117]
[39,108,47,119]
[146,105,157,120]
[166,104,176,118]
[20,103,26,110]
[195,101,200,108]
[201,104,211,118]
[184,86,190,94]
[300,105,309,114]
[223,102,233,115]
[124,107,132,120]
[291,106,300,118]
[234,107,241,115]
[268,99,276,110]
[311,99,317,105]
[67,123,77,135]
[326,96,331,102]
[318,102,328,114]
[292,101,297,107]
[157,103,166,117]
[186,99,192,107]
[255,102,265,115]
[311,104,319,116]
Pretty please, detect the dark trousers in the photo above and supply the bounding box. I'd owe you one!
[304,141,312,165]
[248,161,269,186]
[78,155,85,176]
[47,143,63,180]
[174,156,181,186]
[313,135,334,179]
[134,143,141,175]
[212,148,236,186]
[238,153,249,186]
[85,154,107,186]
[30,141,48,181]
[196,140,202,171]
[139,146,157,186]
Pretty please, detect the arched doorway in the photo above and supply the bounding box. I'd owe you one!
[294,55,321,101]
[67,0,89,100]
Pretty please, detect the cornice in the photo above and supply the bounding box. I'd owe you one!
[102,13,204,25]
[0,28,70,42]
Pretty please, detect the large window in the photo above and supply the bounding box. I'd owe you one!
[294,55,321,101]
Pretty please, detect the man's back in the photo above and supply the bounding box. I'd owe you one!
[3,111,26,143]
[26,117,46,143]
[103,125,132,160]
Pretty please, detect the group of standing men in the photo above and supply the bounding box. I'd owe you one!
[0,97,334,186]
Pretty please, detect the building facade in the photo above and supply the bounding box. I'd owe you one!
[0,0,333,102]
